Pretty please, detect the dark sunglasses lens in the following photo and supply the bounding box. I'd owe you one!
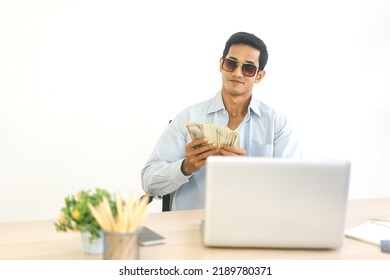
[242,64,257,77]
[222,59,238,72]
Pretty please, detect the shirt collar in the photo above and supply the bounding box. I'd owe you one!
[207,90,262,118]
[207,90,225,114]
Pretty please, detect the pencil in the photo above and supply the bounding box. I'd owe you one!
[88,193,149,233]
[369,218,390,222]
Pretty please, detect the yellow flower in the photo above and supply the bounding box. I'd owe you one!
[76,192,82,201]
[71,210,81,220]
[59,214,66,223]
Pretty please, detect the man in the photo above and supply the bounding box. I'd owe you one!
[141,32,301,210]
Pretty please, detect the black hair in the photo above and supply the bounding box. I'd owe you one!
[222,32,268,71]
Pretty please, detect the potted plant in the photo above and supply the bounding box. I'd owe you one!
[54,188,117,254]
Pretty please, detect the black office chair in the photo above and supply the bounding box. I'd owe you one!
[143,193,173,212]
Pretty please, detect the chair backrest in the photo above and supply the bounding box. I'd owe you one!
[162,193,174,212]
[143,193,173,212]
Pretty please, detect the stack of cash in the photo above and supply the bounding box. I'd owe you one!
[185,122,240,147]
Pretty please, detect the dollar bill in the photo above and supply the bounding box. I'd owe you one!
[185,122,240,147]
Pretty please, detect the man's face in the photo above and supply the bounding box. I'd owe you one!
[220,44,265,98]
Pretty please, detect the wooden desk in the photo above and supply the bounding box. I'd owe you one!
[0,198,389,260]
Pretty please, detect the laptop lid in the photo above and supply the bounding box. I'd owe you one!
[203,156,351,249]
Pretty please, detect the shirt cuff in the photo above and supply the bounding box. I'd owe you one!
[171,159,192,186]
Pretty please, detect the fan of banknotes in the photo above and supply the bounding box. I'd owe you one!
[185,122,240,147]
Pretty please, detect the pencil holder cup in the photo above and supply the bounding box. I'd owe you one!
[103,231,139,260]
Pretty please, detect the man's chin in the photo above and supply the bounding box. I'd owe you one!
[222,84,251,97]
[226,89,246,96]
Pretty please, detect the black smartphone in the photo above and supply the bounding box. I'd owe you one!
[138,226,166,246]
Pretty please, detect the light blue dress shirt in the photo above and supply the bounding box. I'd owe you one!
[141,90,301,210]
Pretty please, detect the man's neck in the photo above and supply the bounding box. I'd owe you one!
[222,91,251,115]
[221,91,251,129]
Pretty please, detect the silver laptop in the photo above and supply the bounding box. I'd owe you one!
[203,156,351,249]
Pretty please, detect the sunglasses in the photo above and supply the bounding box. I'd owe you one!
[221,58,259,77]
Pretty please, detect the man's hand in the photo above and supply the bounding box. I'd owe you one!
[181,138,218,176]
[217,144,246,156]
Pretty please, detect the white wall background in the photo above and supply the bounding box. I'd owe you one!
[1,0,389,222]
